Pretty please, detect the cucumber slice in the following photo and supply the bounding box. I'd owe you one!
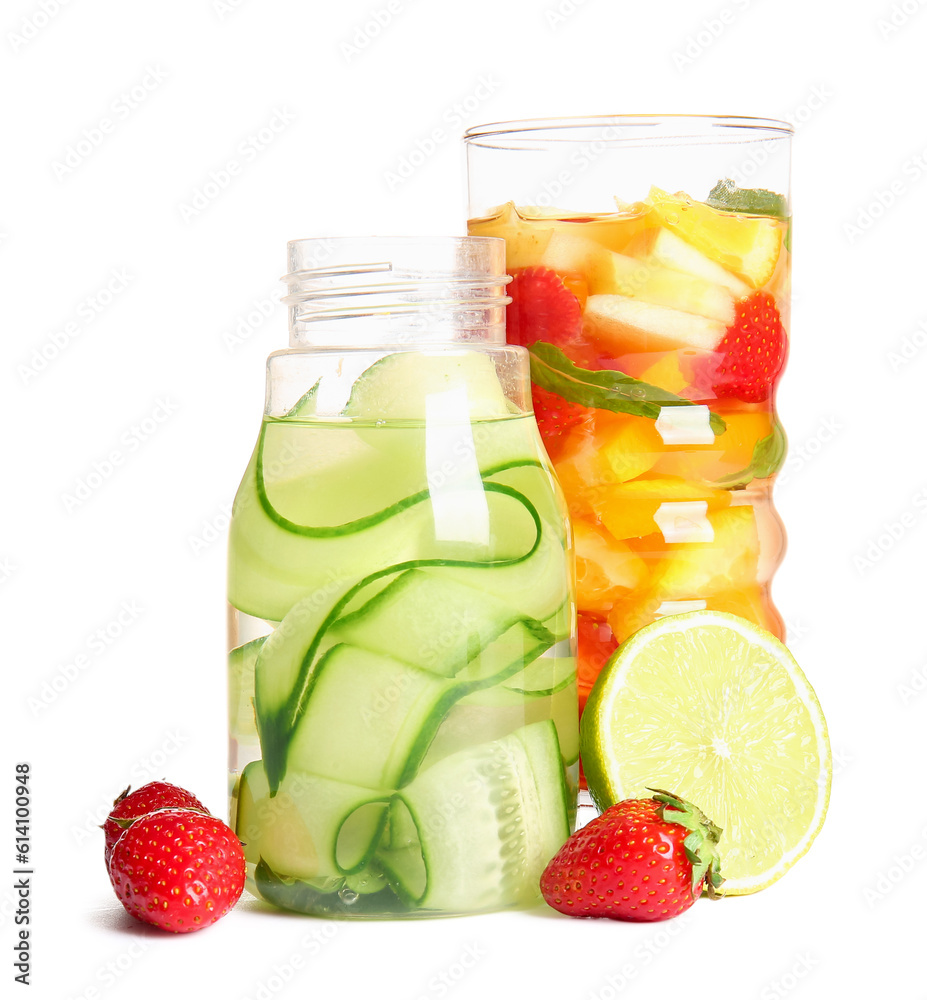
[254,858,405,915]
[549,680,580,766]
[511,717,572,848]
[228,637,266,735]
[344,351,513,421]
[542,597,573,644]
[286,379,321,418]
[452,678,579,767]
[460,670,579,764]
[331,569,523,677]
[417,621,558,766]
[254,571,402,759]
[249,483,564,790]
[481,462,570,549]
[502,654,575,696]
[263,419,431,526]
[228,441,434,621]
[235,760,387,879]
[285,644,457,791]
[229,432,550,623]
[343,862,390,895]
[378,720,569,912]
[456,618,553,686]
[419,701,530,770]
[437,524,567,624]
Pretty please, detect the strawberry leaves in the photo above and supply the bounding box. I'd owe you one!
[649,788,724,898]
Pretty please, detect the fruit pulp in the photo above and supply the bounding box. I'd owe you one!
[227,412,576,917]
[469,190,790,722]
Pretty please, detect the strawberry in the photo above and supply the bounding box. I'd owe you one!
[531,384,587,455]
[506,266,595,365]
[540,788,723,921]
[507,267,594,446]
[109,808,246,933]
[577,614,619,706]
[102,781,208,870]
[706,291,787,403]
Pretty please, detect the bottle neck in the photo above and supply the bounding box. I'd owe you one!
[282,237,510,348]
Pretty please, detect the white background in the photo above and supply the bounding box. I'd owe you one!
[4,0,925,997]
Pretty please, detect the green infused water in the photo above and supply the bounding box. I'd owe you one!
[228,399,576,916]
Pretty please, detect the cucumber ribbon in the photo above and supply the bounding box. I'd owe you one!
[248,422,563,793]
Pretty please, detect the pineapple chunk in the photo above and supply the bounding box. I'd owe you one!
[645,187,782,288]
[539,231,613,279]
[554,413,663,520]
[588,250,735,324]
[606,593,666,645]
[636,352,693,395]
[574,520,646,614]
[624,227,750,298]
[584,294,727,354]
[595,476,731,541]
[651,504,760,596]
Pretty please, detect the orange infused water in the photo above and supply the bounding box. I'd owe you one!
[469,182,790,717]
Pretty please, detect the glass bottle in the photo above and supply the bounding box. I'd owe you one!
[228,236,576,917]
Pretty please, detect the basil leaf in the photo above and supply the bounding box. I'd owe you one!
[718,419,787,488]
[527,342,726,435]
[706,179,789,220]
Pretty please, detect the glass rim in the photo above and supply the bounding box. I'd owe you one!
[463,114,793,147]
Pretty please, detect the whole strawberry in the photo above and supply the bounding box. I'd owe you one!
[109,808,245,933]
[102,781,208,870]
[707,290,787,403]
[540,789,723,921]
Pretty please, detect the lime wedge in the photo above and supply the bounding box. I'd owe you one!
[580,611,831,895]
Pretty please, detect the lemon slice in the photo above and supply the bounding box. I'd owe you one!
[580,611,831,894]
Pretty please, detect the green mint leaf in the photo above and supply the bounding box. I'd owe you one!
[718,419,787,488]
[527,342,726,435]
[706,178,789,220]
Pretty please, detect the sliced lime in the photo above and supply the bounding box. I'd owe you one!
[580,611,830,894]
